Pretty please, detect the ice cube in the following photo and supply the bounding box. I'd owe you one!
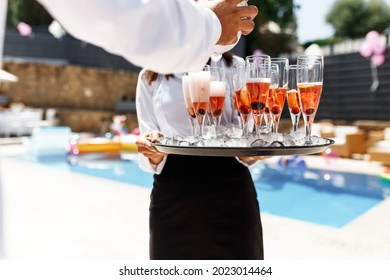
[270,141,284,147]
[251,138,268,147]
[202,125,216,139]
[317,137,329,145]
[192,140,205,147]
[309,135,320,145]
[224,123,243,139]
[281,133,295,146]
[179,141,190,146]
[225,138,245,147]
[258,132,280,144]
[204,139,224,147]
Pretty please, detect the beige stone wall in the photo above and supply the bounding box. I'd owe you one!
[2,61,140,133]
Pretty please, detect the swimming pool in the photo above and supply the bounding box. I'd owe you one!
[15,153,388,228]
[251,161,386,228]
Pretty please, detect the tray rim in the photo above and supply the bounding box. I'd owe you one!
[152,138,335,157]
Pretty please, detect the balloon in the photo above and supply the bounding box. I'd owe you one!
[17,22,32,36]
[371,54,386,66]
[365,30,381,42]
[360,30,387,66]
[253,49,264,56]
[359,42,373,58]
[373,43,386,55]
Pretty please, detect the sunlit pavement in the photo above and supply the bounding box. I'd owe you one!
[1,143,390,260]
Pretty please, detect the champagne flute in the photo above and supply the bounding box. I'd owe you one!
[182,73,196,137]
[188,68,211,138]
[297,57,323,144]
[297,55,324,69]
[286,65,304,132]
[232,61,252,136]
[268,58,288,133]
[209,66,226,138]
[262,64,279,133]
[245,55,271,135]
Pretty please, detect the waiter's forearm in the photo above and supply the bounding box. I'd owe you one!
[36,0,221,73]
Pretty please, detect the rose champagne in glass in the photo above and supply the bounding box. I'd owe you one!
[209,67,226,137]
[297,57,323,144]
[182,73,196,137]
[245,55,271,135]
[232,61,252,136]
[286,65,304,132]
[188,69,211,138]
[263,64,280,133]
[268,58,288,133]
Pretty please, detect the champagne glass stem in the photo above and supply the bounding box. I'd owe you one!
[293,122,298,132]
[240,114,249,136]
[196,115,205,138]
[213,115,222,137]
[254,114,264,135]
[291,114,300,132]
[272,115,280,133]
[264,113,272,132]
[189,117,196,137]
[305,119,312,144]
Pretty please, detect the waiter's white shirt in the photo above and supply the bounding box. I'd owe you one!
[136,57,248,174]
[36,0,221,74]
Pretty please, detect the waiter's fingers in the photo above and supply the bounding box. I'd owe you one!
[147,131,163,143]
[136,136,155,151]
[239,17,256,36]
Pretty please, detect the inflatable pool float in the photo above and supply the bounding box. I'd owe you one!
[379,169,390,185]
[70,137,137,155]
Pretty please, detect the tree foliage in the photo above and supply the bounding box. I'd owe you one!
[246,0,297,57]
[326,0,390,39]
[6,0,52,28]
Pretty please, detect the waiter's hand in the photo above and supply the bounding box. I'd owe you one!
[136,131,167,165]
[200,0,258,45]
[238,156,271,165]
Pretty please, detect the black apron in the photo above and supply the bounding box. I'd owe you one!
[150,155,264,260]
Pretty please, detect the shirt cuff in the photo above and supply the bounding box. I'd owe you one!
[203,6,222,45]
[138,153,167,175]
[235,156,260,168]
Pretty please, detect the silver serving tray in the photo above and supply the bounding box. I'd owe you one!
[153,138,335,157]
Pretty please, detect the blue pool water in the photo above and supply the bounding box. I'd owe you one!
[13,153,389,228]
[251,162,386,228]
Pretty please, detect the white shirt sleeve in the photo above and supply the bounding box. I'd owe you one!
[135,70,167,174]
[36,0,221,74]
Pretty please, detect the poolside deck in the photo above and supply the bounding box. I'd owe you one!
[1,143,390,260]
